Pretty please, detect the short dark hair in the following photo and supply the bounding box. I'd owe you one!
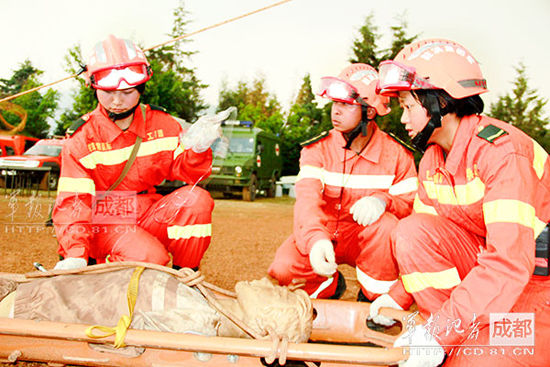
[412,89,484,118]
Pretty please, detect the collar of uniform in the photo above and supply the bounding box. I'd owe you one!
[444,115,481,175]
[359,122,382,164]
[96,104,148,142]
[335,122,382,164]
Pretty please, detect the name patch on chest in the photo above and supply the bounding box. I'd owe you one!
[147,129,164,141]
[88,142,112,152]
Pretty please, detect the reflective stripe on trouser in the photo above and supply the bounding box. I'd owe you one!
[444,277,550,367]
[139,185,214,269]
[91,185,214,268]
[268,212,399,299]
[392,213,483,318]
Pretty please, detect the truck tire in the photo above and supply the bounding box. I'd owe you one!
[266,178,277,198]
[242,174,257,201]
[48,173,59,191]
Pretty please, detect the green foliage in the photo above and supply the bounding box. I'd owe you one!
[350,14,419,162]
[349,13,381,66]
[0,60,59,138]
[489,63,550,152]
[217,76,284,134]
[54,1,207,135]
[280,74,331,175]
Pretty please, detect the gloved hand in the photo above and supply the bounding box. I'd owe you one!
[54,257,87,270]
[350,196,386,226]
[394,324,445,367]
[309,239,337,277]
[181,107,236,153]
[369,293,403,326]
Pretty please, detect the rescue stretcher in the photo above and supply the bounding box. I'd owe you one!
[0,264,420,367]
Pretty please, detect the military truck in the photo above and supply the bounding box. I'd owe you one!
[205,121,283,201]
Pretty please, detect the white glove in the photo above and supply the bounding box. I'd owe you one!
[350,196,386,226]
[369,294,403,326]
[309,239,337,277]
[54,257,87,270]
[394,325,445,367]
[181,107,236,153]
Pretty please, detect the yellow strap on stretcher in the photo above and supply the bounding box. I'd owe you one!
[85,266,145,348]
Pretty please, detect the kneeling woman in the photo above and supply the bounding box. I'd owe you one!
[372,38,550,366]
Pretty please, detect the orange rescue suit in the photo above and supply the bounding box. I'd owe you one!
[390,115,550,365]
[52,104,214,268]
[269,123,417,299]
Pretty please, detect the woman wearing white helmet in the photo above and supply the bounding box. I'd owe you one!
[52,35,222,272]
[268,63,417,302]
[372,38,550,366]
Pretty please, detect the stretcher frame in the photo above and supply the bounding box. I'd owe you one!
[0,269,419,367]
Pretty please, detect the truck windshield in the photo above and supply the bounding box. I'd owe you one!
[228,137,255,153]
[24,144,62,157]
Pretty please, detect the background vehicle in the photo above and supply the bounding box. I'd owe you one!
[0,138,64,190]
[0,135,39,156]
[204,121,283,201]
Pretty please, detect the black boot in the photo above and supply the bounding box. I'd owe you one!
[328,270,347,299]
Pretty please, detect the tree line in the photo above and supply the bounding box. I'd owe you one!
[1,5,548,176]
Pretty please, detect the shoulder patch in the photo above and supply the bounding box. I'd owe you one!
[66,117,88,137]
[300,131,329,147]
[476,124,508,143]
[387,132,416,153]
[149,104,167,113]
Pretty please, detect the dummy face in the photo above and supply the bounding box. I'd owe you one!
[331,101,362,133]
[397,91,431,139]
[96,88,141,114]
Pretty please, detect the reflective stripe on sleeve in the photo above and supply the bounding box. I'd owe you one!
[412,194,438,215]
[389,177,418,196]
[57,177,96,195]
[173,143,185,160]
[309,276,336,299]
[80,137,179,169]
[423,177,485,206]
[296,165,324,183]
[167,223,212,240]
[402,267,461,293]
[532,141,548,180]
[356,267,396,295]
[483,199,547,239]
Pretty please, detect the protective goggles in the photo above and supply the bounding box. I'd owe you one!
[377,60,436,94]
[90,63,151,90]
[318,77,361,105]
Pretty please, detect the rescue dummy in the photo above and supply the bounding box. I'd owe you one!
[268,64,417,301]
[52,35,228,271]
[0,268,313,344]
[370,38,550,366]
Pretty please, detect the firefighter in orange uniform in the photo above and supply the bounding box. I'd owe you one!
[370,38,550,366]
[53,35,222,271]
[268,64,417,300]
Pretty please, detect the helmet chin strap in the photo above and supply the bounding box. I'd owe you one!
[107,101,140,122]
[411,93,442,153]
[343,102,371,150]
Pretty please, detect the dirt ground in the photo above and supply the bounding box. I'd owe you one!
[0,189,360,296]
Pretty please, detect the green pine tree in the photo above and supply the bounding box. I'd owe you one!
[0,60,59,138]
[489,63,549,152]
